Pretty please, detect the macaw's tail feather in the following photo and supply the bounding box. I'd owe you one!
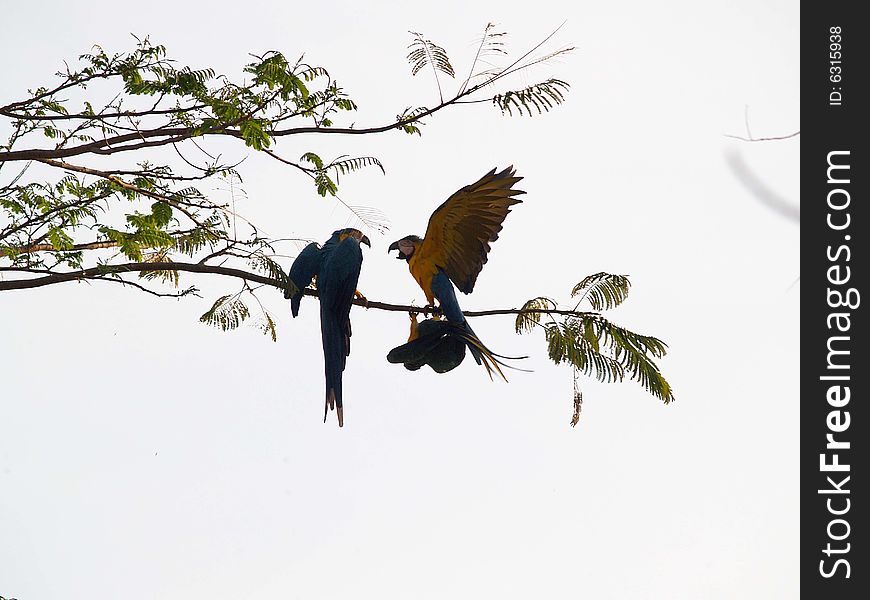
[463,318,526,361]
[454,326,530,382]
[461,324,527,378]
[324,388,344,427]
[321,308,347,427]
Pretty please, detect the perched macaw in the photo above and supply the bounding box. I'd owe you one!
[388,166,525,377]
[285,228,371,426]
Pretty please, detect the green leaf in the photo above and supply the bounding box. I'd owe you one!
[300,152,324,169]
[248,253,289,288]
[199,295,250,331]
[47,227,74,251]
[493,79,570,117]
[515,296,556,333]
[150,202,173,227]
[328,155,385,177]
[314,172,337,197]
[571,272,631,311]
[257,311,278,342]
[239,119,270,150]
[396,106,428,136]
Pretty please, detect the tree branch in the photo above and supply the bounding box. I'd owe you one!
[89,275,199,298]
[1,240,119,256]
[0,226,209,257]
[0,107,447,163]
[0,260,599,320]
[0,104,208,122]
[724,130,800,142]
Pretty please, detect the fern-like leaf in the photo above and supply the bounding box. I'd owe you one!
[345,205,391,234]
[545,320,625,384]
[249,253,289,288]
[460,23,508,95]
[571,272,631,311]
[407,32,455,78]
[199,294,250,331]
[408,32,454,102]
[328,155,385,178]
[493,79,569,117]
[256,311,278,342]
[139,249,180,286]
[515,296,557,333]
[543,310,674,406]
[300,152,338,196]
[172,222,223,256]
[597,321,674,403]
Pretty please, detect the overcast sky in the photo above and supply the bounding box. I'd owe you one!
[1,1,799,598]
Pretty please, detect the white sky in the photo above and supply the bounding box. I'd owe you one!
[1,1,799,598]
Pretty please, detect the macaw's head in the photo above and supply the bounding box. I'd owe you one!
[388,235,423,261]
[334,228,371,247]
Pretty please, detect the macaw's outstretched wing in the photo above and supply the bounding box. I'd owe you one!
[285,242,322,317]
[418,166,525,294]
[318,237,364,427]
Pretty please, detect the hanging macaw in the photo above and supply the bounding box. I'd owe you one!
[387,166,525,378]
[285,228,370,427]
[387,313,517,378]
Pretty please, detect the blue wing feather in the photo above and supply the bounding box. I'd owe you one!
[285,242,322,317]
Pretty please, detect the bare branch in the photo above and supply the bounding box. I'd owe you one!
[725,131,800,143]
[89,275,200,298]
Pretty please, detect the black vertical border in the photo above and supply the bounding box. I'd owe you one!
[802,4,865,597]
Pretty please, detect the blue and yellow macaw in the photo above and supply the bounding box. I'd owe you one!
[388,166,525,379]
[285,228,370,427]
[387,314,519,378]
[388,315,467,373]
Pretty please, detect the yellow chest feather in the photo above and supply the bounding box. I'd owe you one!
[408,253,438,304]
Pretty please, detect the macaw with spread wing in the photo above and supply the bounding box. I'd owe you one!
[388,166,525,378]
[285,228,370,427]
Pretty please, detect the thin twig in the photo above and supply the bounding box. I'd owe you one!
[725,131,800,142]
[89,275,200,298]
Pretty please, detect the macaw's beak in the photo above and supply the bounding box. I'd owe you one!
[388,240,406,259]
[360,235,371,248]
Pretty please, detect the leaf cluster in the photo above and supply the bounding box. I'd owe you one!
[493,79,569,117]
[1,28,591,369]
[517,273,674,418]
[408,33,456,79]
[200,293,250,331]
